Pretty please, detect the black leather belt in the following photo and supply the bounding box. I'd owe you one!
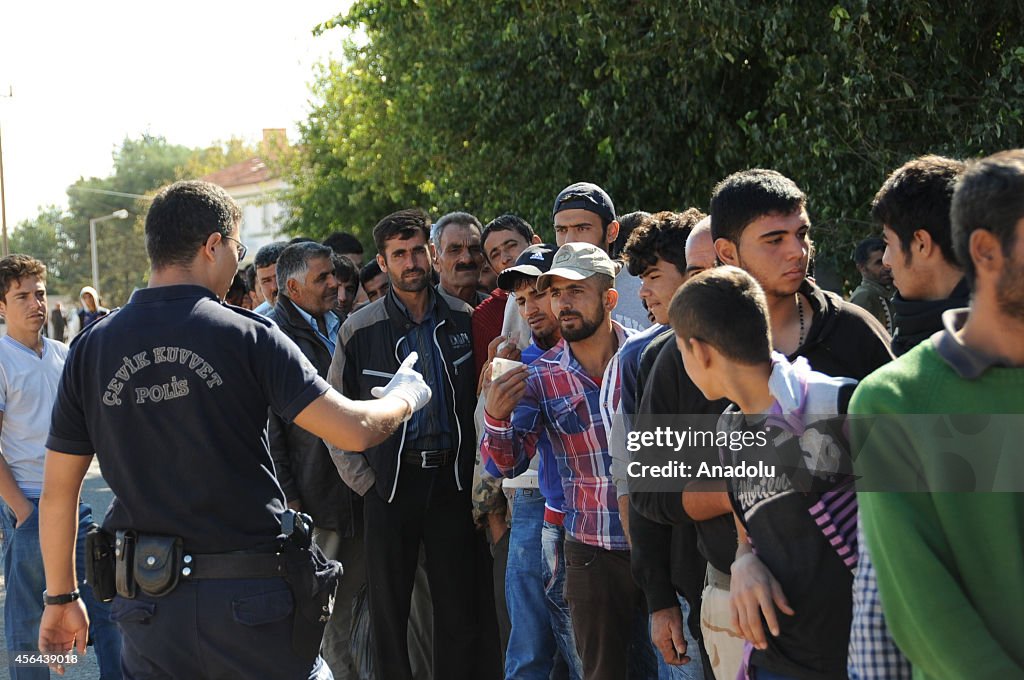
[183,552,291,580]
[401,448,457,469]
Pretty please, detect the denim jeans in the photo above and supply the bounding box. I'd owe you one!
[504,489,557,680]
[540,519,583,680]
[1,499,122,680]
[656,594,706,680]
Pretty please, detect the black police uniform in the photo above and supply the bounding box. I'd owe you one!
[47,285,334,679]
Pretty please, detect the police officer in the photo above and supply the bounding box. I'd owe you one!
[37,180,431,679]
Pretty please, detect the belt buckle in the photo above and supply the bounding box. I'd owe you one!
[419,450,440,469]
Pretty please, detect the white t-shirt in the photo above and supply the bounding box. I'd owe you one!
[0,336,68,494]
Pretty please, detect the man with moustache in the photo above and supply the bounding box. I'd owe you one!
[327,209,481,680]
[432,211,489,307]
[483,242,658,680]
[266,242,363,678]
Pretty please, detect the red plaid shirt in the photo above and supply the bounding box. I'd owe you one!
[482,323,632,550]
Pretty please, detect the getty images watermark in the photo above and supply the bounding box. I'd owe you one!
[621,413,1024,493]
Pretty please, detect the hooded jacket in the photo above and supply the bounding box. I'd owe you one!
[327,286,476,503]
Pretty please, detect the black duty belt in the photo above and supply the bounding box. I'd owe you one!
[184,551,291,580]
[401,448,457,469]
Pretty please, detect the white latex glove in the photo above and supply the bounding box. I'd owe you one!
[370,351,432,418]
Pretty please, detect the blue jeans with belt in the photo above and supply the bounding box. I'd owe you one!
[1,499,122,680]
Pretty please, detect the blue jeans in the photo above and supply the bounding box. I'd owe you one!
[1,499,122,680]
[504,489,557,680]
[540,519,583,680]
[655,594,705,680]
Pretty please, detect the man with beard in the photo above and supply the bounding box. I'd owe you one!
[266,242,361,678]
[853,149,1024,677]
[875,155,969,356]
[849,237,895,333]
[483,242,659,680]
[326,209,481,680]
[432,211,488,307]
[481,243,584,680]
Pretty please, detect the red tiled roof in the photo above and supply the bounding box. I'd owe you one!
[202,158,275,188]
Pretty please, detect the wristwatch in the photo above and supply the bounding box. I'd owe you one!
[43,590,81,606]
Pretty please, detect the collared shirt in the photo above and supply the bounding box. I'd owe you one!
[289,299,340,352]
[931,308,1002,377]
[483,339,567,514]
[253,299,273,317]
[482,322,633,550]
[394,290,453,451]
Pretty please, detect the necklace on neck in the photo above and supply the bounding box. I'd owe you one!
[796,293,806,347]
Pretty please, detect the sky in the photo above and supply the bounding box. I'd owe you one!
[0,0,350,227]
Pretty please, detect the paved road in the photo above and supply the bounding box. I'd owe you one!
[0,458,114,679]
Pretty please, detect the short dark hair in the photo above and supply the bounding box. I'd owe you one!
[145,180,242,269]
[242,263,256,292]
[710,169,806,245]
[288,236,318,246]
[359,259,383,286]
[333,253,358,283]
[481,214,534,249]
[613,211,651,259]
[0,254,46,302]
[432,211,483,247]
[323,231,364,256]
[373,209,432,254]
[276,242,335,294]
[951,149,1024,288]
[871,155,964,266]
[254,241,288,269]
[669,265,771,366]
[226,271,248,306]
[853,237,885,266]
[625,209,706,276]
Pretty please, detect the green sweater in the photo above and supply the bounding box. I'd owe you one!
[851,339,1024,679]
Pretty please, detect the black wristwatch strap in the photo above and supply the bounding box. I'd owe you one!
[43,590,81,606]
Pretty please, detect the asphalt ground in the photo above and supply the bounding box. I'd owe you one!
[0,457,113,679]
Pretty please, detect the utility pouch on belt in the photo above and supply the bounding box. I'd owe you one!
[280,510,343,659]
[114,530,137,599]
[133,535,183,597]
[85,523,116,602]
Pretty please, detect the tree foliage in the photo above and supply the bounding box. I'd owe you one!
[12,134,258,307]
[288,0,1024,284]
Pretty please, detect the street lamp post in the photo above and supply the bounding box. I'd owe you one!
[90,209,130,293]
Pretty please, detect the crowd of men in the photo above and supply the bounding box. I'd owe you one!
[1,148,1021,680]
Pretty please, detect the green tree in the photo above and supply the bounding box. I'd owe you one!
[9,206,68,294]
[63,135,192,306]
[290,1,1024,284]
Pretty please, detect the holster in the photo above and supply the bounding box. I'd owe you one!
[279,514,343,659]
[84,523,116,603]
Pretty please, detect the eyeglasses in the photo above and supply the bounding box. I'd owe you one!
[223,235,248,260]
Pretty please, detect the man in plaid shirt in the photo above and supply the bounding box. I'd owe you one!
[482,242,658,679]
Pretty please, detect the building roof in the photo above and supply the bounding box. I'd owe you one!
[202,157,274,188]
